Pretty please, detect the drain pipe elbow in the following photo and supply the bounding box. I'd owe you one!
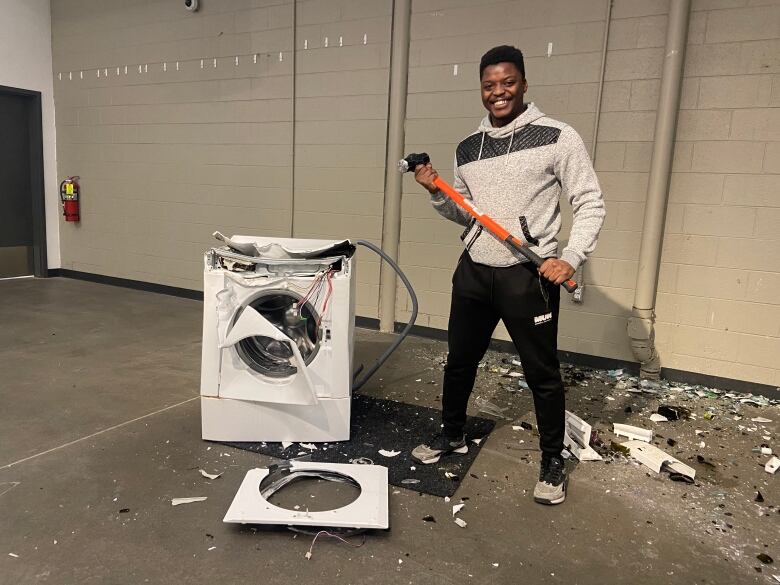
[628,309,661,379]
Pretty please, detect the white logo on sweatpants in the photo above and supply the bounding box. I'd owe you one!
[534,312,553,325]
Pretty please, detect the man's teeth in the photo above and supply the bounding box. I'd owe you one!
[494,99,508,106]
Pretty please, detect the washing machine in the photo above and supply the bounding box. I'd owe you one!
[200,234,356,442]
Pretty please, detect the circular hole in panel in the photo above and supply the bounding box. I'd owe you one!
[261,471,362,513]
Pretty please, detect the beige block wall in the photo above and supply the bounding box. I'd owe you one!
[400,0,780,388]
[51,0,389,317]
[51,0,780,386]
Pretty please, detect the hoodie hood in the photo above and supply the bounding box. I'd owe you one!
[477,102,545,138]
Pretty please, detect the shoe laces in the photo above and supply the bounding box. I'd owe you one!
[543,456,565,486]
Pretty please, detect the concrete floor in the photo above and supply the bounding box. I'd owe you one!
[1,277,777,585]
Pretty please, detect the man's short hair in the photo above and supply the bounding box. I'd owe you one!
[479,45,525,79]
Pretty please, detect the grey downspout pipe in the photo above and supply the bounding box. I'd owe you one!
[628,0,691,378]
[378,0,411,332]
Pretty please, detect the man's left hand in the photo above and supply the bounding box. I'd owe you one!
[538,258,574,286]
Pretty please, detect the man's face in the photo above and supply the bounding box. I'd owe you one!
[480,62,527,126]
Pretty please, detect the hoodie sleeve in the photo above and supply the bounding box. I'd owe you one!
[554,125,606,272]
[429,157,472,227]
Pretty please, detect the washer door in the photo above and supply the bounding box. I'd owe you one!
[234,293,320,379]
[219,294,319,405]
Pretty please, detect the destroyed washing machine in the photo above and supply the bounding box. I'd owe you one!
[200,234,357,443]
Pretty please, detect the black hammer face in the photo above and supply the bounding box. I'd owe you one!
[398,152,430,173]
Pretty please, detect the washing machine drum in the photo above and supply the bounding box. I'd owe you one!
[234,292,320,378]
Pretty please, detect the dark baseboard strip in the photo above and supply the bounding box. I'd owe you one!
[54,271,777,398]
[355,316,777,398]
[56,269,203,301]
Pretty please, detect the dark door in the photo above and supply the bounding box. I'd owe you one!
[0,92,34,277]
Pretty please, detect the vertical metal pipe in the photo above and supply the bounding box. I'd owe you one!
[290,0,297,237]
[589,0,612,164]
[628,0,691,377]
[378,0,411,332]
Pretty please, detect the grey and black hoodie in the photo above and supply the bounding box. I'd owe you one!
[431,103,605,271]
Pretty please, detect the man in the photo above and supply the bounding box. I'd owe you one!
[410,45,605,505]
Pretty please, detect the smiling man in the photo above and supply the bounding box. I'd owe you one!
[410,46,605,505]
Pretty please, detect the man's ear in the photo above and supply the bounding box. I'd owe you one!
[522,78,528,93]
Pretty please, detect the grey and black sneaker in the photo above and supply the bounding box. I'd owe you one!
[533,454,567,505]
[411,433,468,465]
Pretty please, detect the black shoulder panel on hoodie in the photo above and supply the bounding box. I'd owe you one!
[456,124,561,167]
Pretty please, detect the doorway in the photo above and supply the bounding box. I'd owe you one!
[0,85,47,278]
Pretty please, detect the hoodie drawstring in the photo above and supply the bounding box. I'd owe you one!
[478,132,485,161]
[504,117,518,166]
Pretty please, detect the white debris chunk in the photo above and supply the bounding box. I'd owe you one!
[198,469,222,480]
[454,517,467,528]
[563,411,602,461]
[471,438,483,445]
[281,441,293,450]
[171,497,208,506]
[752,417,773,423]
[613,423,653,443]
[299,443,317,450]
[621,441,695,480]
[8,553,19,558]
[766,456,780,474]
[452,503,465,516]
[761,447,773,456]
[378,449,401,457]
[649,413,669,422]
[208,546,216,551]
[512,425,523,431]
[445,472,457,479]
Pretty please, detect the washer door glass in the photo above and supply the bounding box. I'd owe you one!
[234,292,320,378]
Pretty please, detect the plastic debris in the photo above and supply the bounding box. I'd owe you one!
[199,469,222,480]
[474,396,510,419]
[281,441,293,450]
[752,417,773,423]
[444,472,459,481]
[657,405,691,421]
[761,447,773,456]
[613,423,653,443]
[454,517,467,528]
[622,441,696,481]
[452,503,465,516]
[649,413,669,423]
[400,478,420,485]
[563,411,602,461]
[172,497,207,506]
[378,449,401,457]
[471,438,483,445]
[766,456,780,474]
[8,553,19,558]
[299,443,317,450]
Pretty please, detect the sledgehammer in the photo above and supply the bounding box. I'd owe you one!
[399,152,577,293]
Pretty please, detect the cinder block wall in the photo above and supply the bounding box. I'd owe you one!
[51,0,389,317]
[400,0,780,388]
[51,0,780,386]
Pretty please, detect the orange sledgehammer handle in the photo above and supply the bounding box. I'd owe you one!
[399,153,577,293]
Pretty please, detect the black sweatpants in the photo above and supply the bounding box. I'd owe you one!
[443,251,565,457]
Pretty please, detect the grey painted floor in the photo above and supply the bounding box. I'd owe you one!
[0,277,776,585]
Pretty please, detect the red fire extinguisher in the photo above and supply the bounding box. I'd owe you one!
[60,176,80,222]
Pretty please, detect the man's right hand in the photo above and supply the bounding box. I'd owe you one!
[414,163,439,195]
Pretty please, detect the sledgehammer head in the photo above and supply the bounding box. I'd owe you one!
[398,152,430,173]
